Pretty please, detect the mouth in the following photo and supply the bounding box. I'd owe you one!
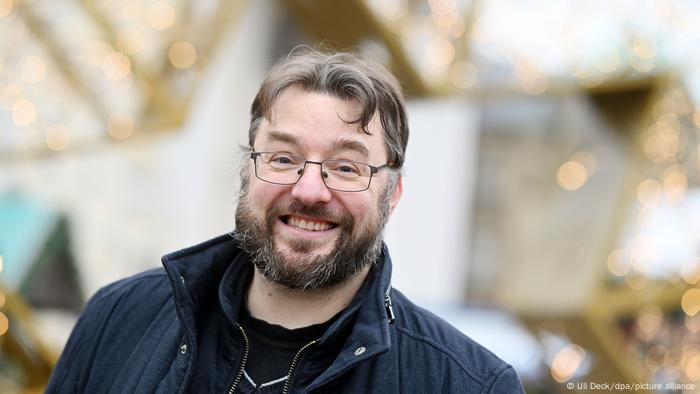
[280,215,339,232]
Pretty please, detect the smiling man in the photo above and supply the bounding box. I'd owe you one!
[47,48,525,393]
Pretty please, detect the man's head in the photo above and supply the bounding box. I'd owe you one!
[234,47,409,291]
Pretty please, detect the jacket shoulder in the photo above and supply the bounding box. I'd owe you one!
[95,267,170,299]
[390,289,524,393]
[47,267,176,392]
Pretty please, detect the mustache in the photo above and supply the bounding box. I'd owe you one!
[268,200,351,225]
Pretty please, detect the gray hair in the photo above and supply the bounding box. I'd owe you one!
[248,47,409,169]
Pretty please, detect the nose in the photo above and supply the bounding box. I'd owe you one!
[291,163,332,205]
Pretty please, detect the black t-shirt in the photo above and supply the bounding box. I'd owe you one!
[239,306,338,386]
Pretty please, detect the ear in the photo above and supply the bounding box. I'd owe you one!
[388,175,403,214]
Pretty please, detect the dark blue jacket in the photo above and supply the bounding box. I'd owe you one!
[47,234,524,393]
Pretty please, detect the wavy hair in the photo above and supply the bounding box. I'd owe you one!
[248,46,409,169]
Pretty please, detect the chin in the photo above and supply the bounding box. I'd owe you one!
[276,240,334,263]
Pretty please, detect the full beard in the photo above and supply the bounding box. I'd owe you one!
[233,177,392,291]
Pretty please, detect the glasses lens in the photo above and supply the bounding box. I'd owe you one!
[255,152,305,184]
[322,160,372,191]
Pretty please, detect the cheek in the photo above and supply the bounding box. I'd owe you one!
[246,181,283,213]
[339,195,377,224]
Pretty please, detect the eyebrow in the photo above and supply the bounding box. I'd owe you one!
[266,130,302,146]
[265,130,370,159]
[331,138,370,158]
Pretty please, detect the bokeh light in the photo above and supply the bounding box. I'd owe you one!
[168,41,197,69]
[637,179,662,206]
[557,161,588,191]
[681,289,700,316]
[12,98,37,127]
[102,52,132,80]
[637,305,663,341]
[147,1,176,30]
[0,0,12,18]
[46,125,71,151]
[551,344,586,383]
[0,312,8,336]
[449,61,477,89]
[607,249,631,277]
[107,113,135,140]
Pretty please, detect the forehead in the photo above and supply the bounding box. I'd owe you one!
[254,86,386,159]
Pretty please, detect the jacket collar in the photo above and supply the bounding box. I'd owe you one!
[161,233,395,369]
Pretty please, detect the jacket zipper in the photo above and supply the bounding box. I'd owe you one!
[227,325,250,394]
[229,288,393,393]
[384,288,395,324]
[282,339,318,394]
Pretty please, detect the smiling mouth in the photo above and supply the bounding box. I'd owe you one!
[281,215,338,232]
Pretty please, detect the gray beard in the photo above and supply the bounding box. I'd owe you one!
[233,177,392,291]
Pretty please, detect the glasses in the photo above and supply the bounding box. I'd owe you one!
[251,151,392,192]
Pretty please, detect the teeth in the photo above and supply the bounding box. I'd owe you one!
[288,216,332,231]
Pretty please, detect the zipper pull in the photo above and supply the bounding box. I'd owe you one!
[384,293,395,324]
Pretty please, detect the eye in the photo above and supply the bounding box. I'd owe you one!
[265,153,302,168]
[272,155,293,164]
[337,165,359,174]
[325,160,365,177]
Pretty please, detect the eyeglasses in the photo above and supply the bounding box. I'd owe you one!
[250,151,392,192]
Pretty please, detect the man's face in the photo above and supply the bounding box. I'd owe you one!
[235,86,402,290]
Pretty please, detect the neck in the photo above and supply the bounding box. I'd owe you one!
[246,265,371,329]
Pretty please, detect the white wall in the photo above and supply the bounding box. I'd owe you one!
[385,99,480,304]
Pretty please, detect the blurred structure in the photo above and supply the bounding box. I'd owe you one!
[3,0,700,392]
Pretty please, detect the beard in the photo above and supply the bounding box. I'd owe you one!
[233,173,394,291]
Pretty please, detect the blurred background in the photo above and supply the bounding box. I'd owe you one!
[2,0,700,392]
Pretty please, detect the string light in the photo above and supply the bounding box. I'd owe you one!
[637,179,662,206]
[637,306,663,341]
[607,249,630,277]
[685,353,700,381]
[681,289,700,316]
[12,98,37,127]
[107,113,135,140]
[147,1,176,30]
[0,0,12,18]
[557,161,588,191]
[103,52,131,80]
[0,312,7,336]
[551,345,586,383]
[168,41,197,69]
[46,125,71,151]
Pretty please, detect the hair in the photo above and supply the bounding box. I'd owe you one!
[248,46,409,169]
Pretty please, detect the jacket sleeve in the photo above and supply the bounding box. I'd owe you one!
[487,365,526,394]
[45,287,111,393]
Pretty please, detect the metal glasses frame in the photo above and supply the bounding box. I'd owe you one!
[250,151,392,192]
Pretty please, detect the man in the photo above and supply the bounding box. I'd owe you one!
[48,48,525,393]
